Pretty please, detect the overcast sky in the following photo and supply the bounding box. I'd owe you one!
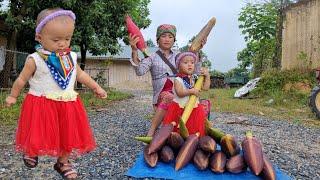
[141,0,247,72]
[0,0,247,72]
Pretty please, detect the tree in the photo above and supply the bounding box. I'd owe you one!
[72,0,151,88]
[210,69,224,77]
[238,2,278,77]
[237,41,257,70]
[201,56,212,70]
[0,0,31,87]
[238,0,297,77]
[0,0,151,87]
[146,38,155,47]
[244,0,297,6]
[225,67,249,79]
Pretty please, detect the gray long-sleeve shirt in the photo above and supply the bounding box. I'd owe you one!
[130,48,201,105]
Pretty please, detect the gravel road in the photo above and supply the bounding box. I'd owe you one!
[0,90,319,179]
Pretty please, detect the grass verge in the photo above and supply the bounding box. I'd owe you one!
[201,88,320,128]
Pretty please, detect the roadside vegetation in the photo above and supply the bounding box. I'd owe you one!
[202,69,320,128]
[204,0,320,128]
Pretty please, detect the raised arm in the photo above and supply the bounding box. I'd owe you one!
[200,67,210,91]
[129,34,140,65]
[129,34,152,76]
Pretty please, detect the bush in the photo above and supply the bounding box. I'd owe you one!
[252,68,316,106]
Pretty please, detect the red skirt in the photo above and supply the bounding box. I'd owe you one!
[15,94,96,157]
[163,102,206,137]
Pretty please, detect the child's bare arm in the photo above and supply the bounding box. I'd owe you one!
[200,67,210,91]
[76,65,107,98]
[175,79,200,97]
[6,57,36,106]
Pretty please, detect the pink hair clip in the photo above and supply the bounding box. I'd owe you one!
[36,10,76,34]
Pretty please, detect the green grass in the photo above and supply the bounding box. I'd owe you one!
[0,89,133,126]
[80,89,133,109]
[201,88,320,128]
[0,90,24,126]
[2,85,319,128]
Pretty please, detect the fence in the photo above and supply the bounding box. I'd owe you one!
[0,47,28,89]
[0,47,109,90]
[76,67,109,90]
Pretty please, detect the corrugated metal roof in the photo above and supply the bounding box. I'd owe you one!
[78,46,159,61]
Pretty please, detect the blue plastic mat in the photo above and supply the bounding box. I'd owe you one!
[126,152,292,180]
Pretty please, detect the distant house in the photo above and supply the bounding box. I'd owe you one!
[80,46,158,89]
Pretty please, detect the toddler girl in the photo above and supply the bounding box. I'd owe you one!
[163,52,210,137]
[5,8,107,179]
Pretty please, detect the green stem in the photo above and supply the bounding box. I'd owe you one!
[246,131,253,137]
[134,136,152,144]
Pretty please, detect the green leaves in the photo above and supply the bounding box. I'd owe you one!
[239,3,277,42]
[1,0,151,56]
[71,0,151,56]
[237,2,278,77]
